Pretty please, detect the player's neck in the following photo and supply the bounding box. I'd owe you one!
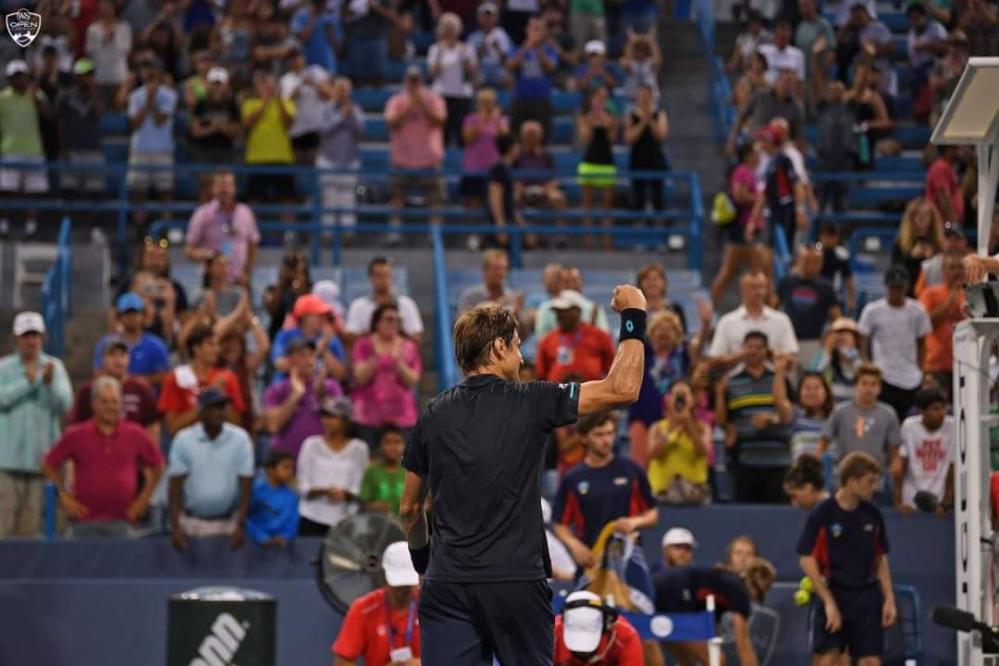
[585,452,613,468]
[834,488,861,510]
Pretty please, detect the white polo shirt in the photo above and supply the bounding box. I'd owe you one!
[708,305,800,357]
[344,293,424,337]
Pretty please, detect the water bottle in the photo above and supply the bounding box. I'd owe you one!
[854,125,871,167]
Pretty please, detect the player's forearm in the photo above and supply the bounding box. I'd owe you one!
[400,472,428,549]
[733,616,759,666]
[877,557,894,603]
[633,507,658,530]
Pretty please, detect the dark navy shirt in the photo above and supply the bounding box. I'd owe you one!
[796,496,889,589]
[403,376,580,582]
[654,566,752,620]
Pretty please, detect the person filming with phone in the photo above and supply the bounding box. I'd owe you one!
[647,380,712,504]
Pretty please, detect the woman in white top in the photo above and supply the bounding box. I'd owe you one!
[428,12,478,147]
[296,397,370,535]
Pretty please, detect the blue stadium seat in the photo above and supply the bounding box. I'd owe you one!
[99,112,129,136]
[353,87,394,112]
[847,184,922,207]
[805,123,929,150]
[880,11,909,31]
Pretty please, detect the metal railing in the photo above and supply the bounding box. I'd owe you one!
[40,217,73,357]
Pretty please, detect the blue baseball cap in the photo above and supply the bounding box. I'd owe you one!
[116,292,145,313]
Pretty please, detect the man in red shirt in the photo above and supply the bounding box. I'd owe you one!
[158,325,245,435]
[924,145,965,224]
[555,591,643,666]
[333,541,421,666]
[536,290,616,382]
[42,375,164,538]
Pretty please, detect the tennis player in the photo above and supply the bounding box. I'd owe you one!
[400,285,647,664]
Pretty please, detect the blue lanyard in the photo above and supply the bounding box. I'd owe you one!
[385,598,417,648]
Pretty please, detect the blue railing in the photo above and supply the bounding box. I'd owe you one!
[40,217,73,357]
[430,227,461,392]
[773,224,793,283]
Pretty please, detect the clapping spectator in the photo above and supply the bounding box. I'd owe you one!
[512,120,568,221]
[251,3,298,76]
[185,171,260,286]
[141,5,183,83]
[296,397,370,535]
[34,46,65,168]
[485,134,530,249]
[460,88,508,213]
[85,0,132,106]
[188,67,241,166]
[317,77,365,233]
[350,304,422,446]
[359,425,408,514]
[468,3,513,88]
[72,338,159,440]
[43,376,163,538]
[572,40,618,92]
[272,294,348,383]
[845,64,897,161]
[625,84,669,226]
[0,312,73,537]
[179,255,245,346]
[216,313,270,435]
[281,45,331,166]
[893,388,953,514]
[429,12,478,148]
[290,0,342,72]
[811,317,864,403]
[182,50,213,110]
[246,451,299,547]
[918,250,967,397]
[777,244,841,368]
[126,57,176,231]
[264,250,312,340]
[924,145,966,227]
[0,60,49,238]
[341,0,395,87]
[242,70,297,226]
[57,59,105,212]
[344,257,424,343]
[648,381,712,504]
[709,271,799,371]
[535,290,615,383]
[507,17,558,139]
[789,371,835,460]
[576,85,619,248]
[621,28,662,105]
[94,292,171,386]
[216,3,255,89]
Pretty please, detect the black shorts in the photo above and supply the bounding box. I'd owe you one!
[291,132,320,152]
[812,585,884,658]
[419,578,553,665]
[245,167,296,202]
[459,175,488,200]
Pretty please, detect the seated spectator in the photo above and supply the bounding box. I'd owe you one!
[281,44,330,166]
[242,69,297,223]
[246,451,299,547]
[185,171,260,286]
[512,120,568,221]
[384,66,447,243]
[271,293,348,383]
[661,527,698,568]
[507,17,558,139]
[811,317,864,403]
[536,291,615,383]
[817,223,856,312]
[43,376,163,539]
[727,10,770,73]
[460,88,509,214]
[216,308,269,434]
[317,76,365,232]
[332,541,421,664]
[126,57,176,229]
[297,398,370,535]
[344,257,424,343]
[351,304,422,445]
[717,333,794,503]
[708,272,799,371]
[638,264,687,328]
[857,266,932,419]
[118,237,189,348]
[725,535,760,576]
[711,142,765,304]
[791,372,835,460]
[95,292,170,385]
[905,2,948,123]
[467,3,513,88]
[86,0,132,106]
[360,425,408,514]
[56,59,105,211]
[626,84,669,226]
[778,244,841,368]
[915,222,967,295]
[73,337,159,439]
[894,388,953,515]
[264,337,345,459]
[188,67,241,166]
[264,249,312,341]
[340,0,394,87]
[620,28,662,105]
[0,60,49,237]
[554,591,643,665]
[783,455,830,510]
[759,20,806,82]
[458,250,526,323]
[815,82,856,213]
[728,68,804,154]
[290,0,341,73]
[535,266,611,338]
[924,145,965,226]
[919,250,967,397]
[159,325,246,435]
[819,364,901,477]
[429,12,478,148]
[168,388,253,550]
[845,64,897,160]
[648,381,711,504]
[576,84,619,248]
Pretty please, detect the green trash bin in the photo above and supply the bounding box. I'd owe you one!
[166,586,276,666]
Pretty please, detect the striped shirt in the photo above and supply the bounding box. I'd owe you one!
[725,364,791,467]
[790,408,826,461]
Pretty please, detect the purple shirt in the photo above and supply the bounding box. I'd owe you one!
[461,113,508,172]
[186,200,260,279]
[262,378,344,458]
[350,337,421,428]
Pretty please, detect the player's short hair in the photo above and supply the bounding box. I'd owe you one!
[784,455,825,489]
[453,303,518,374]
[576,411,618,436]
[838,451,881,486]
[855,363,882,384]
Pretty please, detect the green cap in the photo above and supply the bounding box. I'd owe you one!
[72,58,95,75]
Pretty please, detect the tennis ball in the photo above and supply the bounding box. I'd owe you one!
[800,577,814,593]
[794,589,811,606]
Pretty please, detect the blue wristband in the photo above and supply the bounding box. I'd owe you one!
[619,309,647,342]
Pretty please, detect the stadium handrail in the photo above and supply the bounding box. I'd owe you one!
[773,224,792,283]
[430,227,461,392]
[40,216,73,358]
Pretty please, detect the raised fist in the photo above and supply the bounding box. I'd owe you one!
[610,285,647,312]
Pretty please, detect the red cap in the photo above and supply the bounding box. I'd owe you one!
[768,119,789,142]
[293,294,332,318]
[755,126,780,144]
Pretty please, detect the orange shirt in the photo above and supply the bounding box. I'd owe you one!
[332,588,421,666]
[157,366,247,415]
[918,284,965,372]
[553,615,644,666]
[536,323,616,383]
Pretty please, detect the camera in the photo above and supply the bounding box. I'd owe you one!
[675,394,686,410]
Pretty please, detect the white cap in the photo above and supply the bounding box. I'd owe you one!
[312,279,344,318]
[382,541,420,587]
[478,1,498,13]
[541,498,552,524]
[662,527,697,549]
[13,311,45,336]
[5,60,29,77]
[562,591,605,653]
[584,40,606,56]
[206,66,229,84]
[550,289,586,311]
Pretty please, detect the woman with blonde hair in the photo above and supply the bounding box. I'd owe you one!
[724,535,759,576]
[429,12,478,147]
[637,263,686,328]
[892,197,945,294]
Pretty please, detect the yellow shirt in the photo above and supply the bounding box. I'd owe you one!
[647,419,709,494]
[241,97,296,164]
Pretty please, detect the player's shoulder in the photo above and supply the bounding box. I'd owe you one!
[857,498,886,519]
[614,455,647,478]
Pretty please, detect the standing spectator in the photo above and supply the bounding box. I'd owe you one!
[914,222,967,295]
[625,84,669,225]
[554,592,644,666]
[384,67,447,242]
[929,31,970,125]
[429,12,478,148]
[281,45,331,166]
[360,425,408,514]
[817,223,856,313]
[57,59,105,209]
[815,82,856,213]
[620,29,662,105]
[918,250,967,397]
[569,0,608,46]
[925,145,965,226]
[838,4,896,96]
[486,136,530,249]
[894,388,953,514]
[845,64,896,161]
[512,120,568,217]
[0,312,73,537]
[468,3,513,88]
[158,326,246,435]
[182,51,212,111]
[290,0,341,72]
[790,372,835,460]
[216,311,269,436]
[460,88,508,212]
[317,77,365,232]
[784,455,830,510]
[857,266,932,419]
[351,304,423,445]
[759,20,807,82]
[572,40,619,92]
[553,411,658,570]
[507,17,558,139]
[344,257,424,343]
[778,244,841,368]
[795,0,836,85]
[126,58,176,231]
[819,364,901,473]
[729,68,804,153]
[188,67,241,166]
[341,0,395,86]
[716,333,794,503]
[730,54,768,115]
[536,291,616,383]
[180,255,245,342]
[906,2,948,121]
[296,397,370,535]
[94,293,170,385]
[798,452,897,666]
[246,451,299,547]
[263,338,345,459]
[184,171,260,286]
[0,60,48,237]
[264,250,312,341]
[168,388,254,551]
[458,250,524,315]
[709,271,800,370]
[42,376,163,538]
[648,380,712,504]
[576,85,619,247]
[242,70,297,226]
[727,10,771,73]
[72,338,159,439]
[711,142,764,304]
[85,0,132,106]
[34,46,65,170]
[271,294,348,383]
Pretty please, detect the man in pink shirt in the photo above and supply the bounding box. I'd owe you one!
[42,375,164,539]
[383,66,447,244]
[184,171,261,285]
[924,145,965,225]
